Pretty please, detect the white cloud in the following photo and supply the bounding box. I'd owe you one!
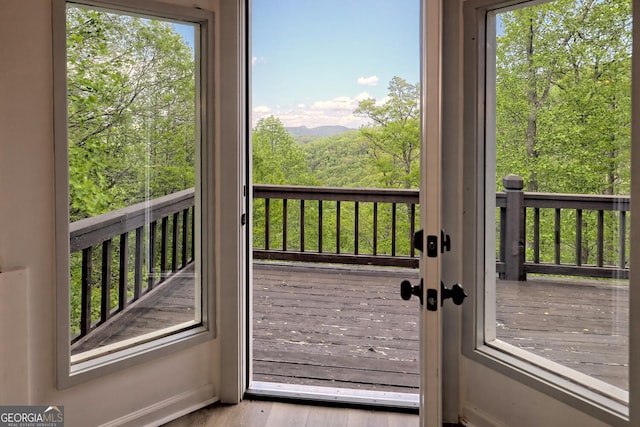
[250,92,385,129]
[253,105,271,114]
[357,75,379,86]
[355,92,374,102]
[252,56,267,66]
[311,96,355,111]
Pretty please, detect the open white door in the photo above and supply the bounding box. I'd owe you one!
[454,0,639,425]
[419,0,445,425]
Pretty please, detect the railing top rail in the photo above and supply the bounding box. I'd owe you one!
[496,191,630,211]
[253,184,419,203]
[70,188,195,252]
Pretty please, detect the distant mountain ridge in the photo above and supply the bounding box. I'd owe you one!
[286,125,353,137]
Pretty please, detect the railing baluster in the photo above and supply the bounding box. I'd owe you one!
[101,239,112,323]
[80,246,93,337]
[336,201,341,254]
[576,209,582,266]
[172,212,179,272]
[354,201,359,255]
[597,210,604,267]
[148,221,157,290]
[190,206,195,261]
[134,227,143,300]
[318,200,323,253]
[182,208,188,268]
[534,208,540,264]
[499,207,506,264]
[410,203,416,258]
[161,216,169,282]
[391,202,397,257]
[265,198,271,251]
[373,202,378,256]
[119,232,128,311]
[620,211,626,269]
[282,199,288,251]
[554,208,561,264]
[300,199,305,252]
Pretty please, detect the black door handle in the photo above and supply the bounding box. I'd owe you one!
[400,279,423,305]
[441,282,467,306]
[401,279,466,309]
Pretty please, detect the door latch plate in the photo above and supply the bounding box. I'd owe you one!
[426,235,438,257]
[426,288,438,311]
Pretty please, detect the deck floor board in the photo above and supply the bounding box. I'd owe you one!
[71,261,629,393]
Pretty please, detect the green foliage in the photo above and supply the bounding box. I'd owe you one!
[355,77,420,189]
[66,7,197,336]
[66,7,196,221]
[64,0,633,338]
[252,116,316,185]
[303,130,375,187]
[495,0,631,268]
[495,0,631,195]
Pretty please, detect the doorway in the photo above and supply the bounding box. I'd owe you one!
[248,0,422,404]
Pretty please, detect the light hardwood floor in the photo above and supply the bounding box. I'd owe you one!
[163,400,419,427]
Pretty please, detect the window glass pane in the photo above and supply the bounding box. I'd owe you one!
[489,0,631,395]
[65,4,201,359]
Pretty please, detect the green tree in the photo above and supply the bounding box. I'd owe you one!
[252,116,315,185]
[495,0,631,267]
[354,77,420,189]
[303,130,376,187]
[66,7,196,221]
[495,0,631,195]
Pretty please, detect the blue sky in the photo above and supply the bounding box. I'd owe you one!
[251,0,420,128]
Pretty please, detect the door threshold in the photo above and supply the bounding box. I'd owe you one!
[246,381,419,412]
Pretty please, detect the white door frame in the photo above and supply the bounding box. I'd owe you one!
[420,0,444,425]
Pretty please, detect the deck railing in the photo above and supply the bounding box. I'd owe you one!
[497,175,630,280]
[69,189,195,343]
[253,185,420,268]
[69,178,630,343]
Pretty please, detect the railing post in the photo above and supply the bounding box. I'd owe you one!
[503,175,526,281]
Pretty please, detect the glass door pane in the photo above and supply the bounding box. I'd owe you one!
[487,0,631,398]
[65,4,203,360]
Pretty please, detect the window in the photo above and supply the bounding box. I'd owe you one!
[54,0,215,387]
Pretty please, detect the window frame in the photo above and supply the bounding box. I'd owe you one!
[53,0,216,389]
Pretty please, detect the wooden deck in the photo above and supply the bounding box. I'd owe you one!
[70,262,629,393]
[253,263,421,393]
[496,277,628,390]
[71,265,197,355]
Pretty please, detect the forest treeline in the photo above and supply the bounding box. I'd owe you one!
[66,0,631,332]
[66,0,632,222]
[255,0,631,197]
[250,0,631,269]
